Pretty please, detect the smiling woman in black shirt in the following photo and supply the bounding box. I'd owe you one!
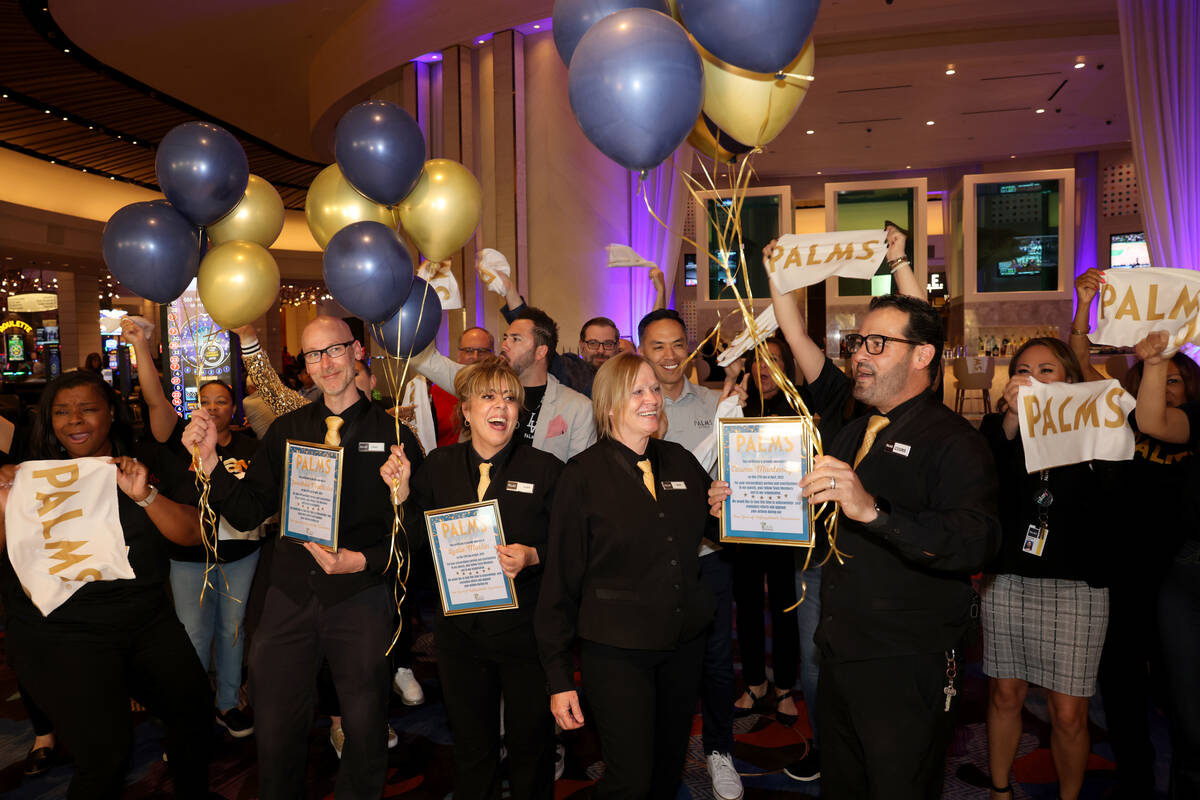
[536,352,716,800]
[0,370,213,798]
[382,356,561,800]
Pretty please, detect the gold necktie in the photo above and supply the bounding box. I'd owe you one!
[324,416,344,447]
[637,459,657,500]
[477,462,492,501]
[853,415,891,468]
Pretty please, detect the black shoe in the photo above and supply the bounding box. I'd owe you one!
[733,683,773,718]
[216,707,255,738]
[783,747,820,782]
[23,746,55,777]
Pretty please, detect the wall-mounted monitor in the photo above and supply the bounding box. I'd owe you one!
[1110,232,1150,268]
[823,178,928,304]
[961,169,1074,302]
[692,185,792,311]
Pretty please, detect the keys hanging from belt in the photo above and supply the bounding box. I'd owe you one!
[943,649,958,712]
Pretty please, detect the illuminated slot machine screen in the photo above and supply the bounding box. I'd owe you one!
[162,279,235,419]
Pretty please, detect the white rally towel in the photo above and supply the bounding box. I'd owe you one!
[416,260,463,310]
[606,244,657,269]
[4,458,135,616]
[764,230,889,294]
[717,305,779,368]
[401,375,438,455]
[477,248,513,296]
[1094,267,1200,356]
[1016,379,1136,473]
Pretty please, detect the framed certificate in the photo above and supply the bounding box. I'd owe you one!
[280,440,344,551]
[425,500,518,615]
[717,417,814,547]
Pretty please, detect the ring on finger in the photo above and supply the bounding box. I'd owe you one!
[829,477,837,491]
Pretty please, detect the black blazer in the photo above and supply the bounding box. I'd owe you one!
[409,440,561,635]
[536,437,717,694]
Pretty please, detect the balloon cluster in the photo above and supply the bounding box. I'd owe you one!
[554,0,820,170]
[310,100,484,355]
[101,121,283,330]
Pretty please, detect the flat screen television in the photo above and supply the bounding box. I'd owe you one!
[1110,232,1151,268]
[975,179,1060,293]
[683,253,698,287]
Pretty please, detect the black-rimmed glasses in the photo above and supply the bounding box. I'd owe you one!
[582,339,619,352]
[300,340,355,363]
[844,333,924,355]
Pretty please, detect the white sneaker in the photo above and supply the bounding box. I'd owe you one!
[330,726,344,759]
[387,724,398,749]
[392,667,425,706]
[707,751,744,800]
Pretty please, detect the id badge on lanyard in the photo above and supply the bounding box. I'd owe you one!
[1022,469,1052,557]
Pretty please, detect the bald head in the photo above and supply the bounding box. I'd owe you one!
[301,316,354,352]
[299,315,364,409]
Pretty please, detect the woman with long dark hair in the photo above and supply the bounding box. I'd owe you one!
[0,370,212,797]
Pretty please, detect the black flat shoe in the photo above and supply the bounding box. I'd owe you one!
[733,683,773,718]
[775,690,799,727]
[24,746,55,778]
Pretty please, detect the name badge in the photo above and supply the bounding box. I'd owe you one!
[1022,523,1048,556]
[884,441,911,457]
[661,480,687,491]
[506,481,534,494]
[358,442,386,453]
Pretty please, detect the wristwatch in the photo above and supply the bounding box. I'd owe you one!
[135,486,159,508]
[872,495,892,525]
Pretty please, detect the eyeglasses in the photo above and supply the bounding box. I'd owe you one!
[458,346,493,357]
[582,339,619,352]
[844,333,924,355]
[300,340,355,364]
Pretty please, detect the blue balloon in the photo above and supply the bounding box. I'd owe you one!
[155,122,249,226]
[568,9,702,173]
[335,101,426,207]
[678,0,820,75]
[102,201,201,304]
[369,278,443,357]
[323,221,415,323]
[552,0,670,65]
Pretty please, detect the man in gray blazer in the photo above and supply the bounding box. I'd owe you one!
[408,307,595,463]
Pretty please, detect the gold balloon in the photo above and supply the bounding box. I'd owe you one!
[197,241,280,330]
[396,159,482,263]
[208,174,285,248]
[686,115,748,164]
[305,164,398,249]
[697,36,815,147]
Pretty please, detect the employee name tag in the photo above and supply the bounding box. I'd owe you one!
[358,442,386,453]
[661,480,687,491]
[884,441,911,457]
[1022,523,1048,556]
[506,481,534,494]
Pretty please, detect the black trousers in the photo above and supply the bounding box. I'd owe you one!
[250,583,393,800]
[817,652,957,800]
[1098,581,1158,798]
[732,543,800,689]
[699,549,736,754]
[7,603,213,799]
[317,611,412,717]
[581,635,706,800]
[435,616,555,800]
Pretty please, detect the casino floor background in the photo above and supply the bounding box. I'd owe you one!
[0,592,1171,799]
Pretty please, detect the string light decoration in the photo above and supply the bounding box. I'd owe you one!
[278,282,333,307]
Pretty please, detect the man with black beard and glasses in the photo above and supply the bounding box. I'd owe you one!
[713,294,1001,800]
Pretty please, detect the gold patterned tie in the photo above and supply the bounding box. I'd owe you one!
[324,416,343,447]
[853,415,891,468]
[477,462,492,501]
[637,459,657,500]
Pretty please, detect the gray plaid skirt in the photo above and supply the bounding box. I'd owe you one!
[981,573,1109,696]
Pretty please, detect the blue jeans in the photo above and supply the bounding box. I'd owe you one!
[170,551,260,712]
[794,562,822,743]
[1159,538,1200,800]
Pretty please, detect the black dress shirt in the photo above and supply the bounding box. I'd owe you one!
[536,437,717,694]
[409,438,561,634]
[815,390,1001,662]
[207,392,423,607]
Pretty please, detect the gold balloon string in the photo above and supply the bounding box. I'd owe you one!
[639,154,846,583]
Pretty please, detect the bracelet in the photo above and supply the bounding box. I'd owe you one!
[1070,328,1090,336]
[887,256,910,273]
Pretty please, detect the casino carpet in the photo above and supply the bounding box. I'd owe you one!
[0,593,1171,799]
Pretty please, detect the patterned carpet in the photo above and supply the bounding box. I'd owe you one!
[0,593,1170,799]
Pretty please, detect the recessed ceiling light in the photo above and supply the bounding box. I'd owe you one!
[1074,63,1086,69]
[906,165,912,169]
[63,48,69,53]
[1035,108,1046,114]
[805,129,814,135]
[925,120,935,126]
[945,64,956,75]
[533,23,540,29]
[816,171,822,175]
[1010,155,1016,158]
